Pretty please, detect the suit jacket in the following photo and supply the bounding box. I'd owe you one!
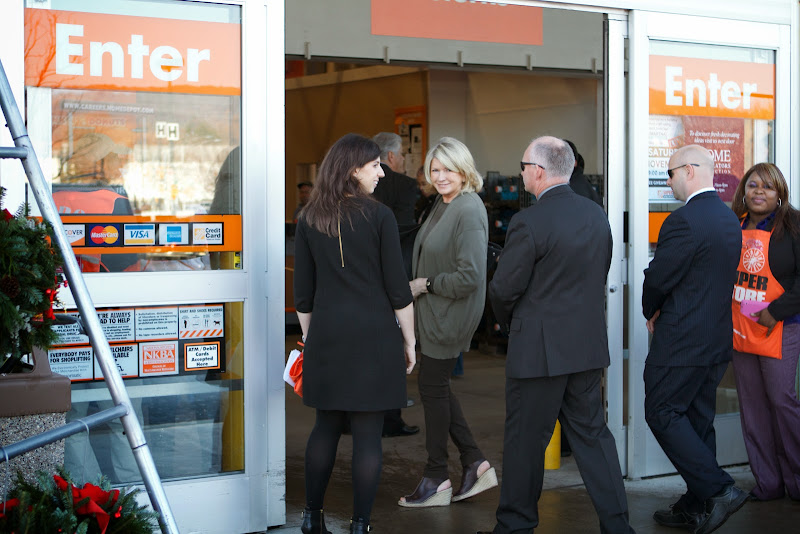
[373,163,419,278]
[489,185,612,378]
[569,168,602,206]
[373,163,418,226]
[642,191,741,367]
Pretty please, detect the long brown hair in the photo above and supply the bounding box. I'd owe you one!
[732,162,800,238]
[301,134,379,237]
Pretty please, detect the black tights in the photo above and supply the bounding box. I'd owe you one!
[305,409,384,521]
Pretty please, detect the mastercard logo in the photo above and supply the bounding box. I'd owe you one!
[90,225,120,245]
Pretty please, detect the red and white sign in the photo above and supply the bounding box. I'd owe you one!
[650,56,774,120]
[371,0,542,46]
[140,341,178,376]
[25,9,241,95]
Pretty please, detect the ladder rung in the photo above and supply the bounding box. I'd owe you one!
[0,403,129,463]
[0,146,28,159]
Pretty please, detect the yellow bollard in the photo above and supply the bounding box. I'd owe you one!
[544,420,561,470]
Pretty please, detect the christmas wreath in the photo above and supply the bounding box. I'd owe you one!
[0,467,158,534]
[0,186,65,373]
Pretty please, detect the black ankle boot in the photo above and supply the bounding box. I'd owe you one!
[350,517,371,533]
[301,508,331,534]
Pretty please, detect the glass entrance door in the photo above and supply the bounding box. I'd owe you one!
[20,0,284,531]
[627,11,790,478]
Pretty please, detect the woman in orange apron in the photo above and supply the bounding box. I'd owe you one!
[731,163,800,501]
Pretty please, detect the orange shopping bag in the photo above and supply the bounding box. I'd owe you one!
[283,342,304,397]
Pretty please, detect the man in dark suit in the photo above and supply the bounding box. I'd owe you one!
[372,131,420,438]
[479,136,633,534]
[643,144,746,534]
[564,139,602,206]
[372,132,419,278]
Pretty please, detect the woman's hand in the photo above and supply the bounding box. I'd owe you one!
[410,278,428,298]
[754,307,778,336]
[404,343,417,374]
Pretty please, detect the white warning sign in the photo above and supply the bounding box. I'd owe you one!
[94,344,139,379]
[53,308,135,346]
[135,307,179,340]
[48,346,94,381]
[185,342,220,370]
[97,309,135,342]
[179,305,224,338]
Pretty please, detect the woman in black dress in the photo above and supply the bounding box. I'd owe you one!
[294,133,417,534]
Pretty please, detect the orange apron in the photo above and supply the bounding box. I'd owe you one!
[732,228,784,359]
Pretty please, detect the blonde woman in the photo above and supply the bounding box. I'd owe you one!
[399,137,497,508]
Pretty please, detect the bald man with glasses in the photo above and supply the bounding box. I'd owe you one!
[643,144,747,534]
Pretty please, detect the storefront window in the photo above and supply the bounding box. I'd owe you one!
[50,301,245,483]
[25,0,242,272]
[25,0,246,484]
[648,41,776,415]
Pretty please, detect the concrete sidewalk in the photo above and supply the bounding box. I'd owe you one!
[278,335,799,533]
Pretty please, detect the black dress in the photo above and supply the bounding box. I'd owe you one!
[294,199,413,411]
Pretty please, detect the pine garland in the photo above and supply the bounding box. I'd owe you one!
[0,467,159,533]
[0,186,64,371]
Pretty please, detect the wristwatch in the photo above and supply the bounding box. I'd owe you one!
[425,278,434,295]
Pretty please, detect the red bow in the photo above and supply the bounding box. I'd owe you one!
[0,498,20,518]
[54,475,120,534]
[2,209,13,222]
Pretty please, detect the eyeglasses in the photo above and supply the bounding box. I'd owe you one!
[520,161,546,172]
[666,163,700,179]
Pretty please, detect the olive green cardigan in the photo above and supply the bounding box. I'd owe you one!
[412,192,488,359]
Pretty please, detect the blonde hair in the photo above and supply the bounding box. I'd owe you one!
[424,137,483,194]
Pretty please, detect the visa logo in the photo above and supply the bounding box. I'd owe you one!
[124,224,156,246]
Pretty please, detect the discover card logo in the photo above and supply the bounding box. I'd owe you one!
[63,224,85,246]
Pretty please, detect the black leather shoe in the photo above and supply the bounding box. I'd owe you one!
[382,424,419,437]
[652,504,704,529]
[301,508,332,534]
[695,485,748,534]
[350,517,371,533]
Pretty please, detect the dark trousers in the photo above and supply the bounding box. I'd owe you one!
[644,362,734,511]
[732,323,800,500]
[418,354,483,479]
[494,369,632,534]
[305,410,384,521]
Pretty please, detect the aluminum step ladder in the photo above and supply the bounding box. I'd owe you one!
[0,59,179,534]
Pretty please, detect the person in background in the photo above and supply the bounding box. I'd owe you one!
[372,132,420,278]
[564,139,602,206]
[415,164,437,224]
[372,132,421,438]
[294,133,416,534]
[730,163,800,502]
[479,136,632,534]
[293,181,314,222]
[399,137,497,508]
[642,145,746,534]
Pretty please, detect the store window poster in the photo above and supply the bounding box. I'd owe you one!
[648,115,745,202]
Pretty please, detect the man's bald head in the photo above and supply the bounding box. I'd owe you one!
[667,144,714,201]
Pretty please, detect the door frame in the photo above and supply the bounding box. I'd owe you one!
[626,9,792,478]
